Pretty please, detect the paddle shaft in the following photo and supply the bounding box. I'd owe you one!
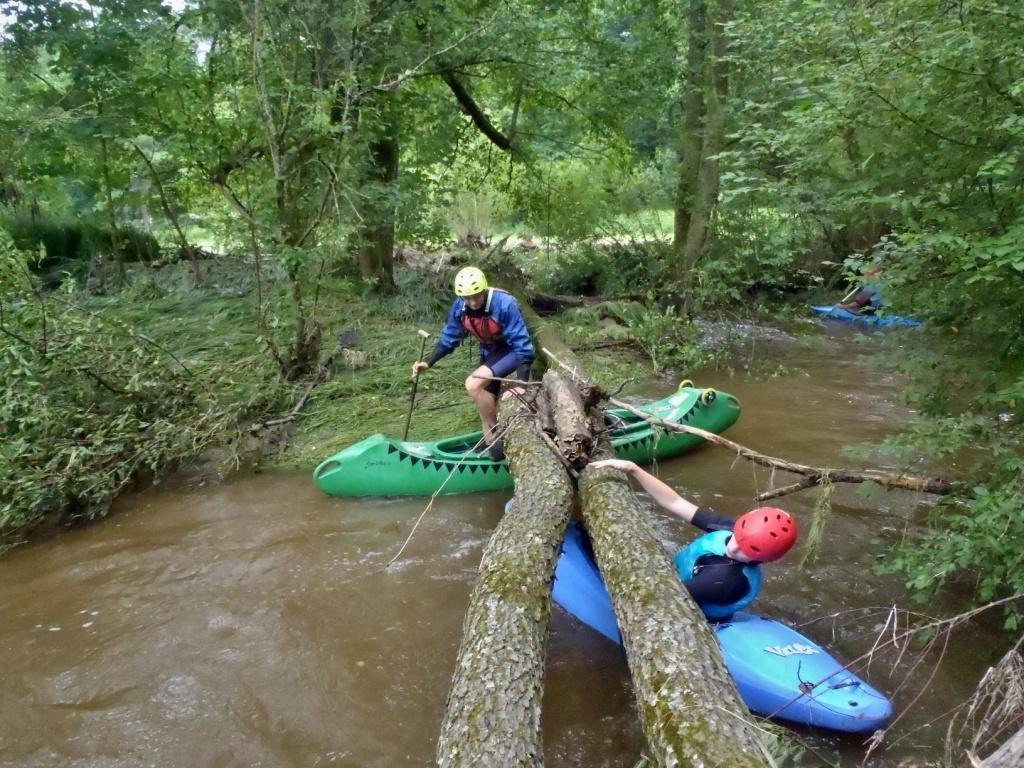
[403,331,430,441]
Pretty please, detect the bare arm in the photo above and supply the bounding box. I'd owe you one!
[588,459,700,525]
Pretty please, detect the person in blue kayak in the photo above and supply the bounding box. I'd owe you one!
[838,266,884,312]
[411,266,534,460]
[589,458,798,619]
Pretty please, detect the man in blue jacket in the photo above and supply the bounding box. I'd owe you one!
[411,267,534,459]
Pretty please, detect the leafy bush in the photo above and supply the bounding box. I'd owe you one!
[521,241,605,295]
[596,240,673,297]
[0,233,242,543]
[702,202,819,303]
[603,298,709,372]
[519,240,673,298]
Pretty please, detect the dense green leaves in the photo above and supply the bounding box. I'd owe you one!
[0,232,257,539]
[719,0,1024,619]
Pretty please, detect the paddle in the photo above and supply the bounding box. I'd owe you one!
[403,329,431,441]
[839,285,859,304]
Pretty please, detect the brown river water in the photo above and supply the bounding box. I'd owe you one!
[0,320,1009,767]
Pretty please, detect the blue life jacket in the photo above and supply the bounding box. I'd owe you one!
[673,530,762,619]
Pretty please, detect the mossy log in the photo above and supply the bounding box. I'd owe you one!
[435,400,575,767]
[439,281,767,766]
[579,463,767,768]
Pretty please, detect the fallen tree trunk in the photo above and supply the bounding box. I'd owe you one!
[436,400,574,767]
[543,369,592,470]
[440,283,769,765]
[579,462,768,768]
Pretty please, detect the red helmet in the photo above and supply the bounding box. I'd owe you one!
[734,507,797,562]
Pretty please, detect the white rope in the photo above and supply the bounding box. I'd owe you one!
[385,415,521,568]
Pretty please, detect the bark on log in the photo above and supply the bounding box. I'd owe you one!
[436,401,575,767]
[542,370,593,470]
[579,463,768,768]
[980,725,1024,768]
[440,282,768,765]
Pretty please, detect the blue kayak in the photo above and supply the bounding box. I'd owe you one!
[811,304,922,328]
[552,523,893,733]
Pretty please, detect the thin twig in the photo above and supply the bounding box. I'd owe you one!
[538,429,580,479]
[763,594,1024,725]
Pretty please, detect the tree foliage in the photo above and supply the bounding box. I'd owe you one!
[0,232,255,539]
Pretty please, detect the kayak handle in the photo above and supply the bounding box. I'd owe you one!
[314,459,342,480]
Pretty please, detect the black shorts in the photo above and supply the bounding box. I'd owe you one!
[480,347,523,397]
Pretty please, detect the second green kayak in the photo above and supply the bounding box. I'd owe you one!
[313,383,741,497]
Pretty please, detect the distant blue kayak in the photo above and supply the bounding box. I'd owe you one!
[552,523,893,733]
[811,304,922,328]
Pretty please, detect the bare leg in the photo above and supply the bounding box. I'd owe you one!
[466,364,499,441]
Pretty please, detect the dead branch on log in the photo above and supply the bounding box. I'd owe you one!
[609,395,958,499]
[542,370,594,469]
[537,428,580,479]
[539,346,960,500]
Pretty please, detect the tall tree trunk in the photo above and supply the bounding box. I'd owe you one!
[673,0,708,252]
[679,0,732,279]
[99,135,124,291]
[357,110,398,294]
[673,0,733,300]
[436,400,575,767]
[579,463,767,767]
[130,141,201,284]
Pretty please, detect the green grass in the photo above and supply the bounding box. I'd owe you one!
[73,258,683,474]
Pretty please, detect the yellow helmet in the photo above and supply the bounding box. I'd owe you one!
[454,266,488,296]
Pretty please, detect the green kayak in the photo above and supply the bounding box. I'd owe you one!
[313,383,740,497]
